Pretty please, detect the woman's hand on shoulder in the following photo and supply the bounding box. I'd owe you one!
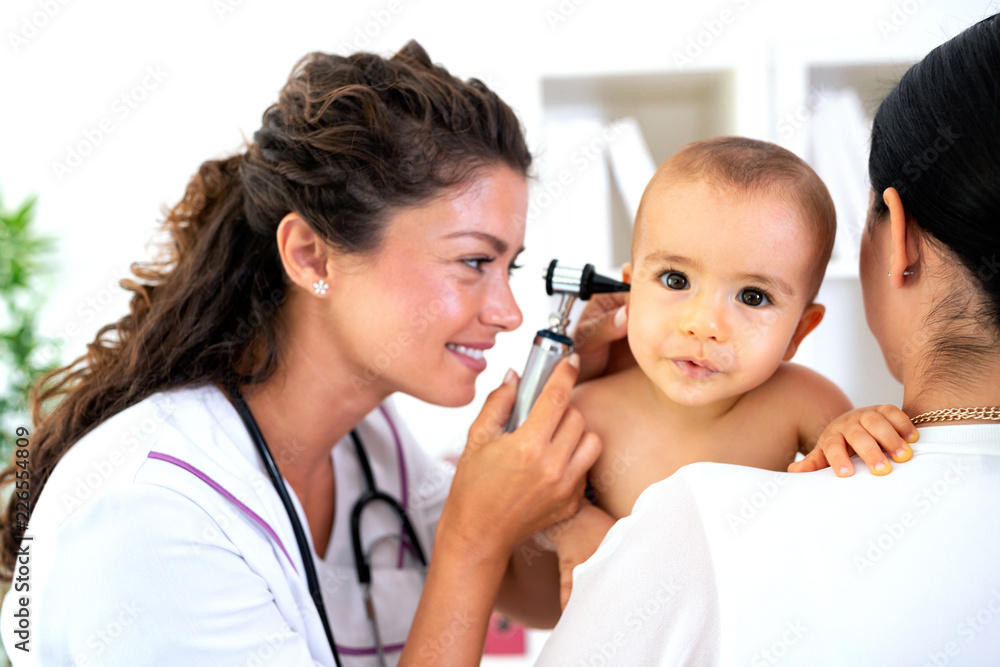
[439,355,602,560]
[788,405,918,477]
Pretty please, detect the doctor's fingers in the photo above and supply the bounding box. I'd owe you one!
[521,354,580,439]
[572,293,628,382]
[467,370,519,447]
[544,431,601,524]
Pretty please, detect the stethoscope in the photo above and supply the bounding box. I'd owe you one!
[229,388,428,667]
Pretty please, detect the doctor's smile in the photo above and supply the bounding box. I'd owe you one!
[445,342,493,373]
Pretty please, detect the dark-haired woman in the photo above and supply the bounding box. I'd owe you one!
[0,42,612,666]
[538,12,1000,666]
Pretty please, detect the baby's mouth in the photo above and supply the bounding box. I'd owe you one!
[672,358,721,380]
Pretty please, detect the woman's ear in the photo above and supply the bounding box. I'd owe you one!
[275,213,331,295]
[783,303,825,361]
[883,187,921,288]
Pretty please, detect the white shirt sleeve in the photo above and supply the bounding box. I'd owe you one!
[29,483,327,667]
[535,471,721,666]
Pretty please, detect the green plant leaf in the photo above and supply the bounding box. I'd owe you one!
[7,195,37,232]
[0,190,56,445]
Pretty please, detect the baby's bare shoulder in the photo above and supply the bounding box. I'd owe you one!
[757,362,843,398]
[572,367,644,432]
[749,362,853,425]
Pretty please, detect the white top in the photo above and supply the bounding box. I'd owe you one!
[0,385,454,666]
[538,424,1000,666]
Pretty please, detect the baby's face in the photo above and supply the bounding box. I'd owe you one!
[627,178,819,408]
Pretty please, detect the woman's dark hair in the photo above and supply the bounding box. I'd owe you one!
[868,13,1000,364]
[0,40,531,579]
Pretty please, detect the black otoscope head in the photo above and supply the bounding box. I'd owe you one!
[544,259,631,300]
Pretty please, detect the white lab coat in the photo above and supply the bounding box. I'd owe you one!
[0,385,454,666]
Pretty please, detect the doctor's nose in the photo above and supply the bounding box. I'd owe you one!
[481,280,523,331]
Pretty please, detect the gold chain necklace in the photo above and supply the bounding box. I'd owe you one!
[911,407,1000,426]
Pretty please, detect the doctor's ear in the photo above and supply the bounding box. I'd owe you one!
[276,213,334,295]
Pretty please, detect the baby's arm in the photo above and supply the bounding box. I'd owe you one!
[546,504,616,610]
[782,363,854,457]
[537,378,621,610]
[789,405,917,476]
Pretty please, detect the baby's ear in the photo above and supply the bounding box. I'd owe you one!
[784,303,825,361]
[622,263,632,284]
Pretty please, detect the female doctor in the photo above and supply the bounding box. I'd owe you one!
[0,41,615,666]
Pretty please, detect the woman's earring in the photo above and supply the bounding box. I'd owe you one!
[313,279,329,295]
[887,270,915,278]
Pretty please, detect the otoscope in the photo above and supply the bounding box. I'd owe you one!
[505,260,630,432]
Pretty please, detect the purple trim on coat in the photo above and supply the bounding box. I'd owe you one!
[337,641,406,656]
[147,451,299,574]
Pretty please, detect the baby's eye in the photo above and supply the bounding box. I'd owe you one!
[739,288,770,307]
[659,271,689,291]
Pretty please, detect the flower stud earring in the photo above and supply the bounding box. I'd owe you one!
[313,279,329,295]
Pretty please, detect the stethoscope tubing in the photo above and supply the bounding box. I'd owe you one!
[229,386,427,667]
[229,387,344,667]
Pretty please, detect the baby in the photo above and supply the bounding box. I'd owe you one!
[574,136,854,520]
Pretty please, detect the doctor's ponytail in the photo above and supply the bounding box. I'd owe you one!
[0,40,531,579]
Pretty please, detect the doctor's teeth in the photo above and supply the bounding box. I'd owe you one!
[447,344,485,360]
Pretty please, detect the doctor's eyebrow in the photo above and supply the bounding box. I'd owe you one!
[442,231,523,256]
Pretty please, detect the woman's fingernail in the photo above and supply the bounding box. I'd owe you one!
[872,461,891,475]
[567,353,580,369]
[837,466,852,477]
[907,431,919,443]
[613,305,627,328]
[504,368,518,385]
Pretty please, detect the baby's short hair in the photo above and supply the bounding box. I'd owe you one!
[652,136,836,301]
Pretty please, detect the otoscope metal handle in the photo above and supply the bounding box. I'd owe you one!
[504,330,573,432]
[505,259,628,433]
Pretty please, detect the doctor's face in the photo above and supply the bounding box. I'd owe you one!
[626,178,819,408]
[327,164,526,407]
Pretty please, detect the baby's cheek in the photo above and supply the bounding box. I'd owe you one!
[732,317,791,370]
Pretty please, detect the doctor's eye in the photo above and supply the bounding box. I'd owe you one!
[462,257,492,272]
[738,288,771,307]
[659,271,689,291]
